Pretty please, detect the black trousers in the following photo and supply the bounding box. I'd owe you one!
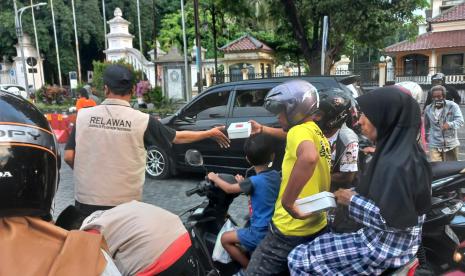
[74,201,114,217]
[246,223,328,276]
[157,246,199,276]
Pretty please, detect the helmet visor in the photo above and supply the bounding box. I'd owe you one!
[264,98,286,115]
[0,145,57,217]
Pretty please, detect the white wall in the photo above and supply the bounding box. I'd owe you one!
[433,20,465,32]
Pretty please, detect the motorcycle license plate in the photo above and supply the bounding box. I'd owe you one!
[445,225,460,245]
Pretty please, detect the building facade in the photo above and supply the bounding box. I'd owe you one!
[385,1,465,84]
[104,8,157,87]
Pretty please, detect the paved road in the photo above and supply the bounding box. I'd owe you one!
[52,147,248,225]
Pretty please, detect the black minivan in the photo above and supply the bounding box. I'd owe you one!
[146,76,361,179]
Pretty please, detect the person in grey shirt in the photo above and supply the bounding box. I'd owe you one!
[424,85,464,161]
[83,83,102,104]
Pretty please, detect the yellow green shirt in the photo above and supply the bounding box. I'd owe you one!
[272,121,331,236]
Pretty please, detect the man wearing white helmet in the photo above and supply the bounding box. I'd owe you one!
[395,81,423,104]
[395,81,427,151]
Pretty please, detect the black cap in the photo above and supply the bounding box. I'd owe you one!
[103,64,134,94]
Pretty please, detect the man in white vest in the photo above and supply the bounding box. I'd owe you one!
[64,64,229,215]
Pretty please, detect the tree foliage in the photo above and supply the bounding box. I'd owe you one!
[0,0,427,84]
[0,0,154,85]
[157,0,256,59]
[269,0,427,73]
[92,59,141,94]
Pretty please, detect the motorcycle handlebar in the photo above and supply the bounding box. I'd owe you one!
[185,187,201,197]
[185,179,212,197]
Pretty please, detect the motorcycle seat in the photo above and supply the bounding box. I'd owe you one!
[431,161,465,180]
[380,258,418,275]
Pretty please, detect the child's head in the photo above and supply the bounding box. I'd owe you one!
[244,134,274,166]
[78,88,89,99]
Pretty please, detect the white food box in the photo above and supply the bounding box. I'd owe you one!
[295,191,337,214]
[227,122,251,139]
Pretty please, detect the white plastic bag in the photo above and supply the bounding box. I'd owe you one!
[212,219,237,264]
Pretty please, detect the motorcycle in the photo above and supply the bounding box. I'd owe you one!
[181,147,465,275]
[379,161,465,275]
[418,161,465,274]
[180,149,244,276]
[180,149,421,276]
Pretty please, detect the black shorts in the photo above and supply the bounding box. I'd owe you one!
[157,246,198,276]
[246,223,328,276]
[74,201,114,217]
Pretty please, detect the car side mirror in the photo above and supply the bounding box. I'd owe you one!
[185,149,204,167]
[174,110,195,124]
[163,113,177,124]
[179,115,196,124]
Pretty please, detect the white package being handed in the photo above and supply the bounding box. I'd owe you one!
[295,191,336,214]
[227,122,251,139]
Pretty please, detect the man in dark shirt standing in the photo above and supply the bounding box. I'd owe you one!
[64,64,229,215]
[424,72,461,108]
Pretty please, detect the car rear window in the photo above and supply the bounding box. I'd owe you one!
[232,88,273,118]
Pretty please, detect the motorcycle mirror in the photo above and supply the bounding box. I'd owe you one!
[185,149,204,167]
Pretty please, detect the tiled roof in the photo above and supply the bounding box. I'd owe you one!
[429,2,465,23]
[385,29,465,53]
[220,34,274,53]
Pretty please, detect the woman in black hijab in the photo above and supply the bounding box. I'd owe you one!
[288,87,431,275]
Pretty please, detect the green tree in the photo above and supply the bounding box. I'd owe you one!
[0,0,157,85]
[270,0,427,73]
[92,59,141,95]
[157,0,255,60]
[1,0,427,84]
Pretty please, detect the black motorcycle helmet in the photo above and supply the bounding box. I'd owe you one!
[316,88,356,133]
[0,91,59,218]
[431,72,446,85]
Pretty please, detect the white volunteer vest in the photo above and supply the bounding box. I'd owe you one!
[74,98,149,206]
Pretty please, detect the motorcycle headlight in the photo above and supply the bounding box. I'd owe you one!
[454,251,463,263]
[453,242,465,264]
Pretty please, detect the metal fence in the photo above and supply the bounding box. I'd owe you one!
[394,66,465,76]
[210,65,465,105]
[334,66,379,88]
[211,70,382,91]
[393,67,465,85]
[395,74,465,85]
[212,71,307,84]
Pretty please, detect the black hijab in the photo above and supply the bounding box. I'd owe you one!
[356,87,431,229]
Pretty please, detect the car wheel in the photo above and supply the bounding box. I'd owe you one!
[146,145,171,179]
